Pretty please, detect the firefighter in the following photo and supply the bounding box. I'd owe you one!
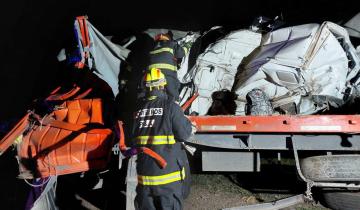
[132,68,193,210]
[148,32,191,102]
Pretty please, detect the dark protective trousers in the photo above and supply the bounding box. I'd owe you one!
[135,182,184,210]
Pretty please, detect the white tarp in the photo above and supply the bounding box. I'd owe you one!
[233,21,360,115]
[30,176,58,210]
[73,18,130,96]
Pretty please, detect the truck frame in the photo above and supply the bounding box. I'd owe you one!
[187,114,360,207]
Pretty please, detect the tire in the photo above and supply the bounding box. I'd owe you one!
[319,190,360,210]
[300,155,360,182]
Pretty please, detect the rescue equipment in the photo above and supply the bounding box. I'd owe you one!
[74,16,91,69]
[0,86,114,178]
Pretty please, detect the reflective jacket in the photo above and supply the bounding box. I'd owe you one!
[148,40,187,77]
[131,90,192,186]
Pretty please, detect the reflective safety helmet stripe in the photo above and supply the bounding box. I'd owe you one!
[150,47,174,55]
[135,135,175,145]
[148,63,177,71]
[138,167,185,185]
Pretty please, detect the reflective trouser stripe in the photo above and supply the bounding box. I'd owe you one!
[150,47,174,55]
[149,63,177,71]
[135,135,175,145]
[138,167,185,186]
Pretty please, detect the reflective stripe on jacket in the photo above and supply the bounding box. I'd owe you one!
[148,63,177,71]
[135,135,175,145]
[149,40,185,73]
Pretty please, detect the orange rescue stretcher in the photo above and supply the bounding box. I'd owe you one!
[0,86,114,178]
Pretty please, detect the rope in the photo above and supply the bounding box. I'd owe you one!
[23,176,51,188]
[16,153,53,187]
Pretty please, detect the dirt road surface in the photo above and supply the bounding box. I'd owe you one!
[184,167,330,210]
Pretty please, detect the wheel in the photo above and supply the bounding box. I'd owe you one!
[319,190,360,210]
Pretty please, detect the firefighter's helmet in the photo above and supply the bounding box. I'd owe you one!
[145,68,167,90]
[154,33,171,41]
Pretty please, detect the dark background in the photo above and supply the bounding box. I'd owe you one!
[0,0,358,123]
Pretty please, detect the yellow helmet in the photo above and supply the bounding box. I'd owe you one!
[145,68,167,90]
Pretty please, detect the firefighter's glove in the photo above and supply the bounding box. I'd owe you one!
[122,147,139,157]
[184,42,193,50]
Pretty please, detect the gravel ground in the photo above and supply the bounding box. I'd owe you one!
[0,151,332,210]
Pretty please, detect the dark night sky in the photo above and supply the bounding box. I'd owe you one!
[0,0,358,122]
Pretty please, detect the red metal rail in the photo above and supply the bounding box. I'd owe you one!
[188,115,360,133]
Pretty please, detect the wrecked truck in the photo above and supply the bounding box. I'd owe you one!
[117,18,360,209]
[2,16,360,210]
[179,21,360,210]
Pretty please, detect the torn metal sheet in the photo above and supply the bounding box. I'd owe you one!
[344,12,360,39]
[233,21,360,115]
[186,29,262,115]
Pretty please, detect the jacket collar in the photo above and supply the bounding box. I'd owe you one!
[147,89,167,100]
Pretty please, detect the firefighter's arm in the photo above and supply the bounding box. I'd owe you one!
[174,42,186,59]
[171,103,192,142]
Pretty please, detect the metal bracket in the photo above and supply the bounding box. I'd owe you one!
[304,180,314,201]
[291,137,315,201]
[233,134,250,148]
